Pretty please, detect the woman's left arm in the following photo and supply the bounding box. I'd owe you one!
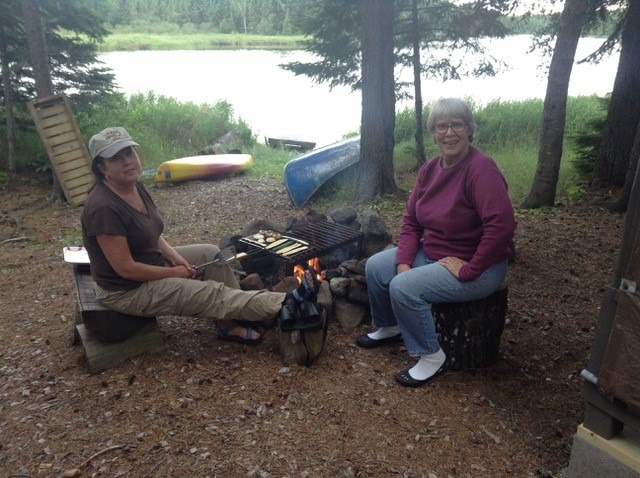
[457,167,515,281]
[158,236,191,268]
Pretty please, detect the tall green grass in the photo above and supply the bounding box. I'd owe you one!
[97,32,306,52]
[5,93,605,206]
[394,95,605,204]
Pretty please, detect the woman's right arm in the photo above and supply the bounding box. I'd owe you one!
[97,234,195,281]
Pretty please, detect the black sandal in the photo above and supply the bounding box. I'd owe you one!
[217,322,262,345]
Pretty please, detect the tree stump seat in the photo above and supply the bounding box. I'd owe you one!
[432,285,509,371]
[71,265,164,374]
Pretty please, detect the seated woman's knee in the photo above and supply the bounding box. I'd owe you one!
[389,274,410,298]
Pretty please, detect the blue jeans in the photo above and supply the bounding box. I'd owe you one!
[365,247,508,356]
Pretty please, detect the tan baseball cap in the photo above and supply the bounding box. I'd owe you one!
[88,127,139,160]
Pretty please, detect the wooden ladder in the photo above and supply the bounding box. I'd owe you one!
[27,93,94,206]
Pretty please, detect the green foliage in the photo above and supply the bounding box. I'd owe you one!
[566,183,586,203]
[3,93,611,205]
[391,95,606,204]
[245,144,298,179]
[285,0,512,93]
[1,0,116,105]
[77,92,257,170]
[473,98,544,150]
[83,0,309,36]
[2,92,258,174]
[0,172,9,189]
[569,96,609,179]
[98,32,305,51]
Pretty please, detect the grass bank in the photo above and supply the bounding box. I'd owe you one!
[97,32,306,52]
[8,93,604,207]
[393,95,604,203]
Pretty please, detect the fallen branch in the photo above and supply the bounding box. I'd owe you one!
[78,444,126,469]
[0,236,29,246]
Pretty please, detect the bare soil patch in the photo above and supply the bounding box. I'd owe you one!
[0,173,623,477]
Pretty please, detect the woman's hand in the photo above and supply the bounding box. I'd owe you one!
[159,236,192,269]
[169,264,197,279]
[438,256,467,279]
[397,263,412,274]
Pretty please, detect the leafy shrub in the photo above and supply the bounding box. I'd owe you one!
[569,96,609,179]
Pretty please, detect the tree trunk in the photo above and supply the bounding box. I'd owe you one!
[21,0,54,96]
[610,120,640,212]
[354,0,397,204]
[411,0,426,166]
[21,0,64,201]
[592,0,640,188]
[521,0,588,209]
[0,29,17,173]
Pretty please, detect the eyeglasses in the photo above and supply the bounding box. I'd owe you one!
[434,122,467,134]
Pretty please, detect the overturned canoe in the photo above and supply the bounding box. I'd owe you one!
[155,154,253,183]
[283,136,360,207]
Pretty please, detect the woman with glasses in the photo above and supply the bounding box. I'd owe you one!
[355,98,516,387]
[81,127,317,347]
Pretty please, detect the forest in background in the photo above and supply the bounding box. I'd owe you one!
[1,0,633,209]
[83,0,617,37]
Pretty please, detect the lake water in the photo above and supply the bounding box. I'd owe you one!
[100,35,618,147]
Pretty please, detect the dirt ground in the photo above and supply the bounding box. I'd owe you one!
[0,172,624,478]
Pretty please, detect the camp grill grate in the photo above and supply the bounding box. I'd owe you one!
[237,221,363,269]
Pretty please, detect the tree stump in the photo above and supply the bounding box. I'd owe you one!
[432,286,508,371]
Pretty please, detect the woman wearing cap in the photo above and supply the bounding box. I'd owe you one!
[81,127,316,345]
[355,98,516,387]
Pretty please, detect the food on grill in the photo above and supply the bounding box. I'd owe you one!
[276,243,304,255]
[266,238,288,249]
[281,245,308,256]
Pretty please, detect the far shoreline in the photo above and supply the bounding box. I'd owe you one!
[97,32,307,53]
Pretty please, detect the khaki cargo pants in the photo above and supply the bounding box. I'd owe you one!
[96,244,286,322]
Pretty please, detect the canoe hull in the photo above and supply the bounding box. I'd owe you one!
[283,137,360,207]
[155,154,253,183]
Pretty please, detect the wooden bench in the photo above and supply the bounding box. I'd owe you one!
[71,265,164,374]
[432,285,509,371]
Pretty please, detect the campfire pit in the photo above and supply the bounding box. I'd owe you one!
[237,220,364,276]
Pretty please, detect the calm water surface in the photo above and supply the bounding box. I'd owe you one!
[100,35,618,147]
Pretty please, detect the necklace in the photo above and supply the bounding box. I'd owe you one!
[104,180,147,213]
[128,189,147,213]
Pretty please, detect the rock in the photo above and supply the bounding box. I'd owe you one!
[333,298,368,328]
[240,273,265,291]
[317,281,332,320]
[272,276,298,293]
[330,207,358,225]
[329,277,351,297]
[361,210,392,257]
[347,281,369,306]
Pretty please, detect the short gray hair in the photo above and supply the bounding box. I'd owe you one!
[426,98,476,142]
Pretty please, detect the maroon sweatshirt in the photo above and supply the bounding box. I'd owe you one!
[397,146,515,282]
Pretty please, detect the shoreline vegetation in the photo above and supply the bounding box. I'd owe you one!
[97,32,307,52]
[51,32,605,205]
